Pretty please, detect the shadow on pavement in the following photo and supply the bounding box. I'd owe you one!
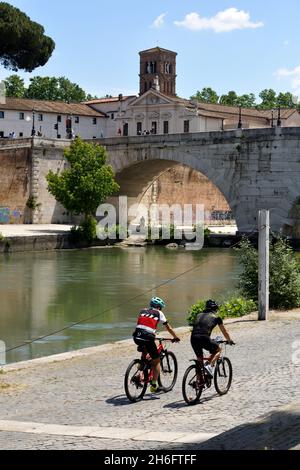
[106,394,160,406]
[164,393,218,409]
[167,408,300,450]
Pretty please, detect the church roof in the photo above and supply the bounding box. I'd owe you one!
[84,96,136,105]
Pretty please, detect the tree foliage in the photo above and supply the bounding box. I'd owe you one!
[219,90,239,107]
[191,86,299,110]
[190,87,219,104]
[237,238,300,309]
[4,73,98,102]
[4,74,25,97]
[47,137,120,219]
[25,76,87,102]
[258,89,278,109]
[0,2,55,72]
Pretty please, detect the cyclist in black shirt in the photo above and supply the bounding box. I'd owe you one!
[191,300,234,376]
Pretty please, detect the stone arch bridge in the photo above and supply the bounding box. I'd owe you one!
[1,127,300,235]
[102,127,300,235]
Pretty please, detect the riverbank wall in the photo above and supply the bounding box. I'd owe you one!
[0,232,247,253]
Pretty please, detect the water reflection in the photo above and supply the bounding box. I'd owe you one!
[0,247,239,363]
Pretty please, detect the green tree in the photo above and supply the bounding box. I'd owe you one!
[258,89,277,109]
[237,93,257,108]
[56,77,87,102]
[190,87,219,104]
[4,74,26,97]
[219,91,239,107]
[46,138,120,239]
[276,92,297,108]
[237,237,300,309]
[25,76,87,102]
[0,2,55,72]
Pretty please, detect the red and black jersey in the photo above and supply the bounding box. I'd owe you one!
[136,308,162,335]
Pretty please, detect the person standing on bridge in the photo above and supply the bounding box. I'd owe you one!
[133,297,180,393]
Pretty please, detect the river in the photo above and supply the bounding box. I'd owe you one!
[0,247,240,364]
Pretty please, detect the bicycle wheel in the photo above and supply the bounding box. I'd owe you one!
[124,359,148,402]
[214,357,232,395]
[182,364,204,405]
[158,351,178,392]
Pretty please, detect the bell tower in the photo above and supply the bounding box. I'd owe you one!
[139,47,177,97]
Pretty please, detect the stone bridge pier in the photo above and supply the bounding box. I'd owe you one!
[102,127,300,236]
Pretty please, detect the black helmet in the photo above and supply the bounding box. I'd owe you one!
[205,299,219,311]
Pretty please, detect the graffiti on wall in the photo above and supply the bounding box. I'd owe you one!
[0,207,22,224]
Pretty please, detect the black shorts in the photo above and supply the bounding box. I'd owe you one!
[191,335,220,358]
[133,329,159,360]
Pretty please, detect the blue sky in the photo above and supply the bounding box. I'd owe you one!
[2,0,300,101]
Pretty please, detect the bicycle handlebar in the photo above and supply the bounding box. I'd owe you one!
[155,337,177,343]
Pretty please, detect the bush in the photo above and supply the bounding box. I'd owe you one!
[146,224,176,241]
[0,232,4,242]
[70,216,97,244]
[187,297,256,326]
[97,224,128,241]
[237,237,300,309]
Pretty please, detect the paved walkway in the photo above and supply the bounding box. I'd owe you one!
[0,312,299,450]
[0,225,72,237]
[0,224,237,238]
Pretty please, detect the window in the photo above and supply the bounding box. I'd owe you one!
[0,111,4,119]
[57,115,62,123]
[57,134,61,139]
[38,114,43,122]
[92,117,97,125]
[151,122,157,135]
[19,112,24,120]
[0,131,4,138]
[184,120,190,133]
[75,116,80,124]
[137,122,142,135]
[163,121,169,134]
[111,113,115,120]
[19,132,23,137]
[123,123,129,136]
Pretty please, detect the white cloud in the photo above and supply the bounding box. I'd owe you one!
[152,13,167,29]
[174,8,264,33]
[275,66,300,92]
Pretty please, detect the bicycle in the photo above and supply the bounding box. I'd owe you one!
[124,338,178,403]
[182,338,234,405]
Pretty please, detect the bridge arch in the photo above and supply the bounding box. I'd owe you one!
[103,128,300,235]
[113,159,234,227]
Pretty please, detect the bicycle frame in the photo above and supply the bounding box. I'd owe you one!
[139,338,171,383]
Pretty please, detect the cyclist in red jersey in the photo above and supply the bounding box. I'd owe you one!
[133,297,180,392]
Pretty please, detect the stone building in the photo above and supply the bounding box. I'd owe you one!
[0,98,106,140]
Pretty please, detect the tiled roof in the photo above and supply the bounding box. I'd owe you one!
[174,97,298,121]
[84,96,136,105]
[139,47,177,55]
[0,98,106,117]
